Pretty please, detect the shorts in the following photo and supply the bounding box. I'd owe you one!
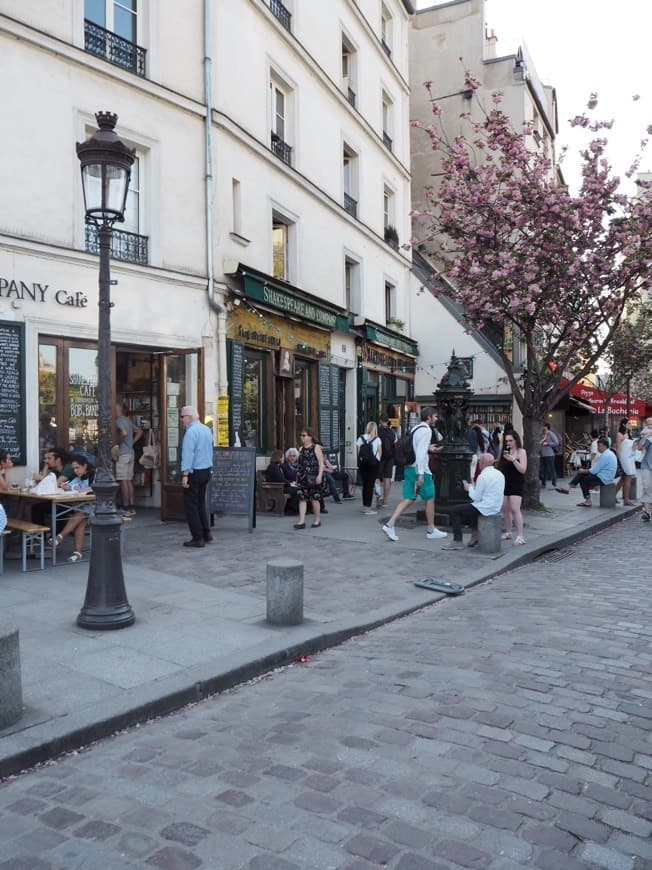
[641,468,652,503]
[402,466,435,501]
[379,456,394,480]
[115,453,135,481]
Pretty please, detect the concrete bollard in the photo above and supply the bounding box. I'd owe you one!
[0,624,23,729]
[266,559,304,626]
[599,483,617,508]
[478,514,503,555]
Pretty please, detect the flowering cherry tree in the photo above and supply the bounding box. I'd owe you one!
[412,74,652,507]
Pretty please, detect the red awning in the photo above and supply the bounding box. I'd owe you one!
[569,383,646,418]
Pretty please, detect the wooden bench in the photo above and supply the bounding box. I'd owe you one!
[5,519,50,572]
[255,470,290,517]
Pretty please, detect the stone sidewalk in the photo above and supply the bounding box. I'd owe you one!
[0,482,643,778]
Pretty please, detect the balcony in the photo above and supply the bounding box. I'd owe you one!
[270,0,291,31]
[383,131,393,152]
[84,19,146,77]
[381,38,392,58]
[271,132,292,166]
[344,193,357,219]
[347,87,356,108]
[85,223,148,265]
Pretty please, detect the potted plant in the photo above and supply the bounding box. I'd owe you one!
[384,224,399,250]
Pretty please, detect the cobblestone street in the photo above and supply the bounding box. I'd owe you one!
[0,517,650,870]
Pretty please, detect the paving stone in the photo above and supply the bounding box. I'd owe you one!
[383,819,432,849]
[534,850,594,870]
[597,808,652,838]
[521,823,578,852]
[504,796,555,821]
[434,839,491,868]
[536,771,582,794]
[115,831,161,860]
[159,822,210,847]
[344,833,398,865]
[38,807,86,830]
[606,832,652,862]
[145,846,203,869]
[577,843,635,870]
[0,860,54,870]
[421,789,473,815]
[337,806,387,828]
[555,812,610,843]
[73,819,121,841]
[5,799,48,816]
[395,853,448,870]
[293,791,341,815]
[264,765,305,782]
[214,789,254,808]
[467,804,522,831]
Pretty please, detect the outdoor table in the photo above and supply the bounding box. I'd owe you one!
[1,490,96,567]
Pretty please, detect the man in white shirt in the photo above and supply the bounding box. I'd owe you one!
[382,407,447,542]
[442,453,505,549]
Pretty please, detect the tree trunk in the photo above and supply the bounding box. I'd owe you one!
[522,414,544,510]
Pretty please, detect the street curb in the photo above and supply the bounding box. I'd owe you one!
[0,505,639,780]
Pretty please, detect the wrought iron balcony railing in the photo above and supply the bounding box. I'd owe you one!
[344,193,358,219]
[347,87,356,108]
[85,223,148,265]
[271,132,292,166]
[84,19,146,77]
[381,38,392,58]
[270,0,291,31]
[383,131,393,151]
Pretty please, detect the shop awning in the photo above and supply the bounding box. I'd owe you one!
[568,395,594,414]
[569,383,646,418]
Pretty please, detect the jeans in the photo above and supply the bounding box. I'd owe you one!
[569,471,603,500]
[540,455,557,487]
[183,467,212,539]
[448,503,481,541]
[324,470,351,499]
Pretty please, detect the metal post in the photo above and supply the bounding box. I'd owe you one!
[77,224,135,630]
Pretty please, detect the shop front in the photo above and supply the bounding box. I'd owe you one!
[0,253,213,522]
[227,268,349,461]
[357,323,418,438]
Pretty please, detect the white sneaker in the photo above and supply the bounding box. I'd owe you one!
[426,528,448,540]
[363,509,377,515]
[382,524,398,541]
[374,482,383,498]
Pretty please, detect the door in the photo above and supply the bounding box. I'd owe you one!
[160,349,204,521]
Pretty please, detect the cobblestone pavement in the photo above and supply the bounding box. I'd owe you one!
[0,519,650,870]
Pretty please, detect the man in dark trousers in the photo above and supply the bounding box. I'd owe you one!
[180,405,214,547]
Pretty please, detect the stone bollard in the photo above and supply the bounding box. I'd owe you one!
[477,514,503,555]
[0,624,23,729]
[266,559,304,626]
[599,483,617,508]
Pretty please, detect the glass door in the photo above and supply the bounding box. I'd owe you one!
[161,349,204,521]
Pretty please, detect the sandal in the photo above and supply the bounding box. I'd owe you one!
[47,534,63,548]
[513,536,527,546]
[67,551,82,563]
[311,521,321,528]
[555,487,570,494]
[577,502,592,507]
[501,532,512,540]
[293,523,306,530]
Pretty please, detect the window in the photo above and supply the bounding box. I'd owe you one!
[270,76,293,166]
[272,211,294,281]
[84,154,148,264]
[84,0,146,76]
[342,36,357,107]
[382,92,393,151]
[232,178,242,236]
[381,5,392,57]
[270,0,291,32]
[345,256,361,315]
[383,186,393,230]
[385,281,396,324]
[242,351,267,451]
[343,145,358,218]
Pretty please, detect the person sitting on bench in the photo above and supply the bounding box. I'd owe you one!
[443,454,504,548]
[556,438,616,506]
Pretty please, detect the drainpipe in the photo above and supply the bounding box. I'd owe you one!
[203,0,228,397]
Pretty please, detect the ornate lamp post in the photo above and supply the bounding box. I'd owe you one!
[75,112,135,630]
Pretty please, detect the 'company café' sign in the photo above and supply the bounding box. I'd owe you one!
[0,277,88,308]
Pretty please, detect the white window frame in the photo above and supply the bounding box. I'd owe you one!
[341,30,358,102]
[272,207,297,283]
[383,184,395,230]
[344,254,362,315]
[84,0,140,43]
[384,280,396,324]
[381,3,392,53]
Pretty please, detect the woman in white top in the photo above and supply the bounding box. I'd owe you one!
[356,421,382,515]
[615,421,636,505]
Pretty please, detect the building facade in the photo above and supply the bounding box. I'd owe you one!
[0,0,415,518]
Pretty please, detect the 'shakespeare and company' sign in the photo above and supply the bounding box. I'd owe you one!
[243,274,348,332]
[0,277,88,308]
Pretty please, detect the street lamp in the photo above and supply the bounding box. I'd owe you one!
[76,111,135,630]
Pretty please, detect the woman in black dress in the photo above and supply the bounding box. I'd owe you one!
[498,430,528,545]
[294,428,329,529]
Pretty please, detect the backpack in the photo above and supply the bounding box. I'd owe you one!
[394,423,428,467]
[378,426,395,459]
[357,437,379,468]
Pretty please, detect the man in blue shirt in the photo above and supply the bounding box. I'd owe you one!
[557,438,617,506]
[180,405,214,547]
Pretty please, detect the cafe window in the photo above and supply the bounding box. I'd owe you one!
[38,338,98,459]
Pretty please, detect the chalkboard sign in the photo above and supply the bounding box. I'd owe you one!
[207,446,256,532]
[228,340,244,446]
[0,321,26,465]
[318,362,340,453]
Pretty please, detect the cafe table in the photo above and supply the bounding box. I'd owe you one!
[2,489,96,567]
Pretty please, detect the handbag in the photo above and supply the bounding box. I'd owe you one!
[139,427,160,469]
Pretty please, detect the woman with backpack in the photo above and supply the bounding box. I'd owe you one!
[356,422,382,515]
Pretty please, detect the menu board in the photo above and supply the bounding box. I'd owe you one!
[318,362,340,453]
[228,340,244,446]
[0,321,26,465]
[207,446,256,532]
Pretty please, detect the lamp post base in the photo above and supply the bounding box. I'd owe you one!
[77,473,135,631]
